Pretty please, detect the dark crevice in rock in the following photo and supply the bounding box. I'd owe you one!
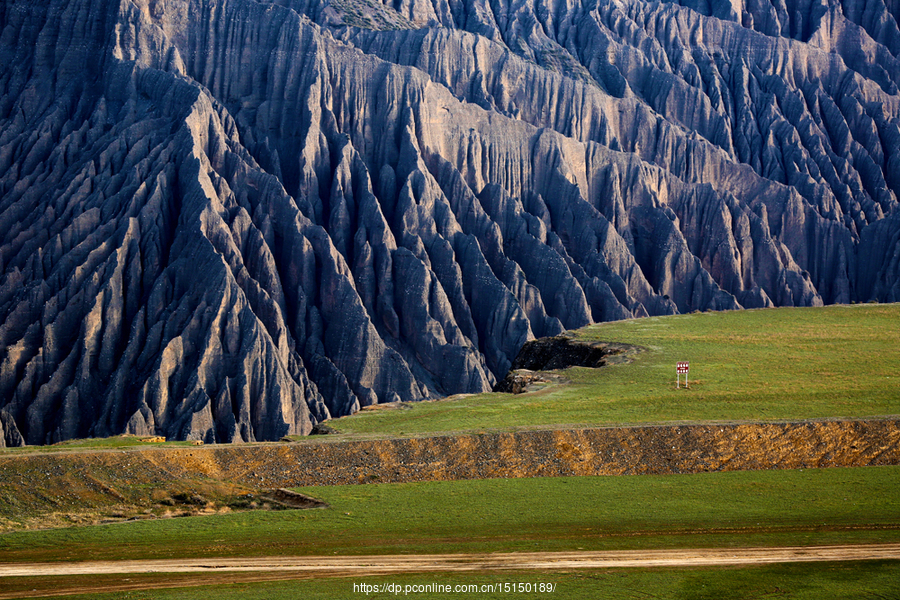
[510,336,639,371]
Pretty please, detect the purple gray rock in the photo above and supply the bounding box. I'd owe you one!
[0,0,897,445]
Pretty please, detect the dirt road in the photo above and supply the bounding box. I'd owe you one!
[1,544,899,598]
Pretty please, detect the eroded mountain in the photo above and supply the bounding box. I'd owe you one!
[0,0,897,445]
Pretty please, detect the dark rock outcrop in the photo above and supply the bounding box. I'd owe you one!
[493,336,637,392]
[0,0,897,444]
[508,337,636,372]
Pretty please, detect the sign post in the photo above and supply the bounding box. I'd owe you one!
[676,361,689,389]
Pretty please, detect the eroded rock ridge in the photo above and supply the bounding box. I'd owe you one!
[0,0,897,444]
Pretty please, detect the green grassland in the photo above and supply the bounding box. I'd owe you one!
[1,467,897,563]
[331,304,900,436]
[1,467,898,598]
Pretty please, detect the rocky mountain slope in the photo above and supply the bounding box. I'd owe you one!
[0,0,897,445]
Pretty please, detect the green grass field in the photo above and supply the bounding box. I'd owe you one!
[1,467,897,563]
[1,467,898,598]
[331,304,900,436]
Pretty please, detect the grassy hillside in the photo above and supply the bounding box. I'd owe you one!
[330,304,900,436]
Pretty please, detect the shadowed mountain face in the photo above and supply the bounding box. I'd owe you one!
[0,0,897,445]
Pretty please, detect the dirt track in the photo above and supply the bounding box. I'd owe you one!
[1,544,899,598]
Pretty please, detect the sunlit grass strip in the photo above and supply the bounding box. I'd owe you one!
[330,304,900,436]
[0,435,201,455]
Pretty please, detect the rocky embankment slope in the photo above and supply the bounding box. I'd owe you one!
[0,0,898,444]
[1,418,898,530]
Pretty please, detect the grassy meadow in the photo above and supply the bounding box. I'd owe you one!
[1,467,898,598]
[1,467,897,562]
[330,304,900,436]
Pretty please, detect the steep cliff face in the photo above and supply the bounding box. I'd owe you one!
[0,0,897,445]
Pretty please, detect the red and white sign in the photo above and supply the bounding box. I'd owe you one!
[676,361,690,389]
